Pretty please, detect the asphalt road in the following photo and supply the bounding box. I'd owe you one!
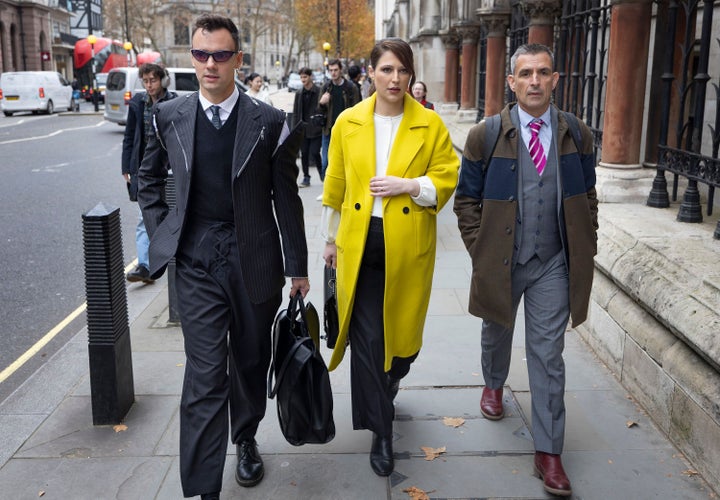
[0,105,140,402]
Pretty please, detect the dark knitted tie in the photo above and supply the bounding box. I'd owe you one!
[210,105,222,129]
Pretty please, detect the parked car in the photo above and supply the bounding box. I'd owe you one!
[0,71,74,116]
[287,72,302,92]
[104,67,199,125]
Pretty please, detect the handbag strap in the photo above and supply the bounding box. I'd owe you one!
[267,336,313,399]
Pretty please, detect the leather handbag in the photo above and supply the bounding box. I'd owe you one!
[323,266,339,349]
[268,294,335,446]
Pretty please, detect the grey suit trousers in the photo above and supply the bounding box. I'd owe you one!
[481,251,569,454]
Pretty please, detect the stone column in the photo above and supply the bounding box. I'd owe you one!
[456,24,481,121]
[479,14,510,117]
[524,0,561,48]
[441,33,460,112]
[596,0,655,202]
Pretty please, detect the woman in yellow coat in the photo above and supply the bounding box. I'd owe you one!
[321,38,459,477]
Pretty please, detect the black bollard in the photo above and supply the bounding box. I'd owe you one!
[82,203,135,425]
[165,172,180,324]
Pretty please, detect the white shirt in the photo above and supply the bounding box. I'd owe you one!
[517,106,552,157]
[320,112,438,243]
[198,87,239,127]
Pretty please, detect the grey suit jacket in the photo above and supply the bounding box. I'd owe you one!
[137,91,307,304]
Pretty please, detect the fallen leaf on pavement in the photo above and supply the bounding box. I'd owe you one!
[176,363,184,367]
[113,424,128,433]
[626,420,638,428]
[421,446,446,461]
[682,469,699,476]
[443,417,465,428]
[402,486,436,500]
[38,491,45,497]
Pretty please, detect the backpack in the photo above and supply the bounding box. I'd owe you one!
[482,110,584,168]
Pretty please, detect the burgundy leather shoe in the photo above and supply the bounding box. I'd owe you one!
[480,387,504,420]
[534,451,572,497]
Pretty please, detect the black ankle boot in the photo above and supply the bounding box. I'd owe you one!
[369,433,394,476]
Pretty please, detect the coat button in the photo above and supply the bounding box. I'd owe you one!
[503,258,509,265]
[403,207,409,214]
[508,195,514,202]
[505,227,512,234]
[354,203,361,210]
[511,164,516,171]
[509,130,516,138]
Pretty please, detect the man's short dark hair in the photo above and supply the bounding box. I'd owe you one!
[327,58,342,70]
[348,65,361,81]
[138,63,166,84]
[193,14,241,52]
[299,67,312,77]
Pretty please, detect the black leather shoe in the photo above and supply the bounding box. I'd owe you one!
[369,433,394,476]
[126,265,154,284]
[200,493,220,500]
[235,439,264,487]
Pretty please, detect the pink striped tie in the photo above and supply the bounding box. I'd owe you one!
[529,119,546,175]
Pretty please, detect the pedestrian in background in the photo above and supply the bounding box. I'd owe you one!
[138,14,308,500]
[320,38,459,477]
[317,58,360,183]
[454,43,598,497]
[244,72,272,105]
[121,63,177,283]
[292,66,322,187]
[411,81,434,110]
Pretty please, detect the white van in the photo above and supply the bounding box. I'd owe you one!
[0,71,74,116]
[103,67,199,125]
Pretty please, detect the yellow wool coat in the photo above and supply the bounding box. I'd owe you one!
[322,94,459,372]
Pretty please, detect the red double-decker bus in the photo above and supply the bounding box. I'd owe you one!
[73,38,128,90]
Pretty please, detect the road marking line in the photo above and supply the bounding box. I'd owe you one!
[0,260,138,384]
[0,121,106,145]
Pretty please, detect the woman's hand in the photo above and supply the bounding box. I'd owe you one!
[370,175,420,198]
[323,242,338,269]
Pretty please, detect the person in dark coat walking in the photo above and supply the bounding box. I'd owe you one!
[292,66,323,186]
[138,14,308,499]
[121,63,177,283]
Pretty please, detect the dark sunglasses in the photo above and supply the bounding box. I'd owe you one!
[190,49,237,63]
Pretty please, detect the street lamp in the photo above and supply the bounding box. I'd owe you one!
[323,42,331,77]
[123,41,133,67]
[275,59,281,89]
[87,34,98,112]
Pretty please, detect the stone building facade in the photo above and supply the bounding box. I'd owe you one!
[376,0,720,489]
[0,0,75,78]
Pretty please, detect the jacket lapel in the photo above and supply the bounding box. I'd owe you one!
[385,97,427,179]
[232,92,265,179]
[169,93,198,173]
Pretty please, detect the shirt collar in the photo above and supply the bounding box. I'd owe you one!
[517,105,552,129]
[198,86,239,114]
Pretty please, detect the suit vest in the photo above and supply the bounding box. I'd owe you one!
[514,114,563,266]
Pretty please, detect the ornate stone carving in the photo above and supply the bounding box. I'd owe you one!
[454,23,481,44]
[479,14,509,38]
[523,0,562,25]
[441,32,460,49]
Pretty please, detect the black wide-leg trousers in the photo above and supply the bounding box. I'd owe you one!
[175,221,281,497]
[349,217,417,438]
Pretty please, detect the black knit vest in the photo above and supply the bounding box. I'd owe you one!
[187,100,239,224]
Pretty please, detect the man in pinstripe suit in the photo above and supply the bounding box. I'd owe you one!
[454,44,598,497]
[138,15,308,500]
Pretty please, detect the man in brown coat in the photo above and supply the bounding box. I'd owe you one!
[454,43,598,497]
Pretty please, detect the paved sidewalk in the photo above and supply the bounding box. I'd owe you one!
[0,177,715,499]
[0,93,716,498]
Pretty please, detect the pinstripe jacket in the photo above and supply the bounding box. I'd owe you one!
[137,91,307,304]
